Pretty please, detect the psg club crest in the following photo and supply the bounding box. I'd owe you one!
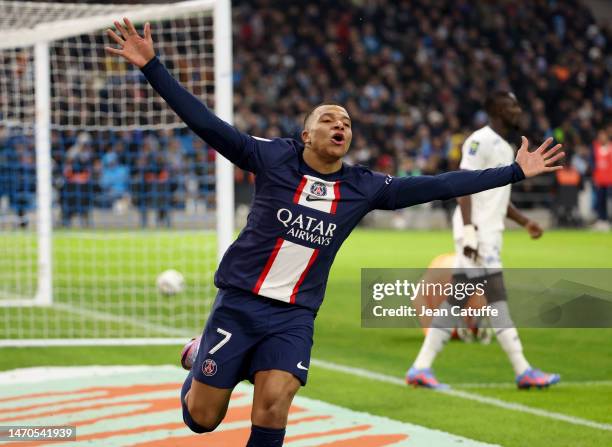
[310,181,327,197]
[202,358,217,376]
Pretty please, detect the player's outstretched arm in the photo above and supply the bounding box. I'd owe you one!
[105,18,254,171]
[388,137,563,209]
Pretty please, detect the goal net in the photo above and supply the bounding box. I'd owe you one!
[0,0,234,346]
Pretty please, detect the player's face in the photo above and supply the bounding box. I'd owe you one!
[302,105,353,161]
[498,96,522,129]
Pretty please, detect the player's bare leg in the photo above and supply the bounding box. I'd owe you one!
[247,369,300,446]
[252,370,300,427]
[179,336,233,431]
[182,375,233,431]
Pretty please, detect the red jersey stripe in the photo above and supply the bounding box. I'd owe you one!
[290,249,320,303]
[252,237,285,295]
[293,176,308,203]
[330,181,341,214]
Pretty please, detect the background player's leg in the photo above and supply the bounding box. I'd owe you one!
[412,271,469,371]
[413,302,455,370]
[482,273,530,375]
[248,369,300,446]
[485,274,559,388]
[181,371,233,433]
[408,269,473,388]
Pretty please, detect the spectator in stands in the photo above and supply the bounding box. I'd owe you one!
[8,144,36,228]
[99,149,130,212]
[553,152,583,227]
[231,0,610,182]
[592,126,612,231]
[166,136,187,204]
[4,0,610,224]
[0,127,9,215]
[61,134,94,227]
[193,141,216,209]
[135,135,172,227]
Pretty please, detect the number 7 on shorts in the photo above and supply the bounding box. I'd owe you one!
[208,328,232,355]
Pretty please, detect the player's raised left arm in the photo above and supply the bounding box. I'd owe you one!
[385,137,563,209]
[105,18,256,172]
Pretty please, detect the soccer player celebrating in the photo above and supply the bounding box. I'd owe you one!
[406,92,561,390]
[106,19,563,446]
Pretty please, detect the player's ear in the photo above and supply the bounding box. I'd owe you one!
[301,129,310,145]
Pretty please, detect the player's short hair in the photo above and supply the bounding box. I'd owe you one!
[484,91,517,116]
[303,102,345,129]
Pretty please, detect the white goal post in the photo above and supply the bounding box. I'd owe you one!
[0,0,233,346]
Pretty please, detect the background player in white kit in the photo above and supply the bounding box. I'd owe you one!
[407,91,561,389]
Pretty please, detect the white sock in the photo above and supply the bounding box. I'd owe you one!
[413,301,457,369]
[495,327,530,375]
[413,328,451,369]
[489,301,530,375]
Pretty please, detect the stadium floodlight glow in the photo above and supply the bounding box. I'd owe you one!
[0,0,233,346]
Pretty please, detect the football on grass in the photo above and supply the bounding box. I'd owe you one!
[156,269,185,295]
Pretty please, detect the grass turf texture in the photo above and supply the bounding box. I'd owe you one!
[1,229,611,446]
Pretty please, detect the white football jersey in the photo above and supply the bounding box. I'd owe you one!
[452,125,515,237]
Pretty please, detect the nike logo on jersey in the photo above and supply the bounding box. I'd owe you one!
[305,195,327,202]
[297,361,309,370]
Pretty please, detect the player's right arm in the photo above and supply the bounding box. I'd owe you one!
[105,18,261,173]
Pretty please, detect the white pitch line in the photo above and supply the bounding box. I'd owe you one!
[0,338,190,348]
[453,380,612,389]
[52,302,191,337]
[310,358,612,432]
[0,290,30,301]
[52,230,216,239]
[441,388,612,432]
[0,300,209,347]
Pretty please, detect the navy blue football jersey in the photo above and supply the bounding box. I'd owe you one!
[142,57,525,312]
[213,135,398,311]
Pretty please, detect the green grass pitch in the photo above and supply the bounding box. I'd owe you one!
[1,229,611,446]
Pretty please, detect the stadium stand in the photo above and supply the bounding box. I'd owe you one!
[0,0,610,227]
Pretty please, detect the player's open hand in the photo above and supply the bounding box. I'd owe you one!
[105,18,155,68]
[525,220,543,239]
[515,137,564,178]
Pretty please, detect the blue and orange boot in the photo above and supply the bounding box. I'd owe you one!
[406,367,449,390]
[516,368,560,389]
[180,336,201,371]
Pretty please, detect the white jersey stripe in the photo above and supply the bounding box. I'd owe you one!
[290,248,319,303]
[252,237,284,295]
[256,239,317,303]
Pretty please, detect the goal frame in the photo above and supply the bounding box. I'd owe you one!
[0,0,234,310]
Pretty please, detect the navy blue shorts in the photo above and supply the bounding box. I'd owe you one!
[192,287,315,388]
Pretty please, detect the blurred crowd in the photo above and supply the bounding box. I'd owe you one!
[1,0,611,227]
[232,0,611,224]
[0,127,216,227]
